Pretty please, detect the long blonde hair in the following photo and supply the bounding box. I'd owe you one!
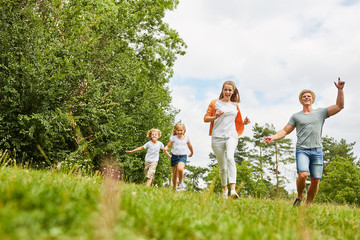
[219,81,240,103]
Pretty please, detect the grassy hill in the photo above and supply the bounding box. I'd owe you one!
[0,167,359,240]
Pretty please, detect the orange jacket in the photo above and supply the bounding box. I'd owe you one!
[204,99,244,136]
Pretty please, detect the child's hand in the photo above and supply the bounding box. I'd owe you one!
[125,150,132,154]
[188,153,193,157]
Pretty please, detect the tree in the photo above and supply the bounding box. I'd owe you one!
[249,123,294,198]
[322,136,356,172]
[249,123,275,181]
[234,136,252,165]
[184,165,207,191]
[0,0,186,183]
[267,136,294,198]
[317,156,360,205]
[316,136,359,205]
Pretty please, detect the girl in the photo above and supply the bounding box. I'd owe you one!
[204,81,250,198]
[126,129,170,186]
[164,123,194,191]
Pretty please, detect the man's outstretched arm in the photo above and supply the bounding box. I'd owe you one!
[328,77,345,116]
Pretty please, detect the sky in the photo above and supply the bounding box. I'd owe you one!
[164,0,360,190]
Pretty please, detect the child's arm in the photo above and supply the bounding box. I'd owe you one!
[163,141,173,152]
[187,142,194,157]
[125,146,144,154]
[163,148,171,158]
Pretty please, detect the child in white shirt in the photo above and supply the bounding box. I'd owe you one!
[164,123,194,191]
[126,129,170,186]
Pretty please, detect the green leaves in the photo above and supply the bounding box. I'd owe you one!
[0,0,184,177]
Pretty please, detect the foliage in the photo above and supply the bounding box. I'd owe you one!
[315,136,359,205]
[317,156,360,205]
[0,0,185,181]
[184,165,207,191]
[1,167,360,239]
[248,123,276,180]
[234,136,251,165]
[322,136,357,170]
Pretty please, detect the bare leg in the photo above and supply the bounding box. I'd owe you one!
[177,162,185,184]
[146,178,152,187]
[172,165,178,190]
[306,177,320,206]
[296,172,308,200]
[229,183,236,192]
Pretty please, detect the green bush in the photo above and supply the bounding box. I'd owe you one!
[0,0,185,181]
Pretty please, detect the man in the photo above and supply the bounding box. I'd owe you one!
[263,78,345,206]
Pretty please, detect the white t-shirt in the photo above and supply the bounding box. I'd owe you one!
[212,100,238,138]
[143,141,164,162]
[169,135,190,155]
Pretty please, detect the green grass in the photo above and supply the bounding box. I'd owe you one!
[0,167,359,240]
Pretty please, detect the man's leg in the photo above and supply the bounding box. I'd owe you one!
[305,147,323,206]
[306,177,320,206]
[296,171,308,200]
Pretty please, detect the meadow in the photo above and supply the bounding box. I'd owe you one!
[0,166,359,240]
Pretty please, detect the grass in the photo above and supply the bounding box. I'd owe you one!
[0,166,359,240]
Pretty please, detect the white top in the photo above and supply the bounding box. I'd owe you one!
[212,100,238,138]
[143,141,164,162]
[169,135,190,155]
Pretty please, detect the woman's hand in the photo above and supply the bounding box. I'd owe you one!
[244,116,251,125]
[215,110,224,119]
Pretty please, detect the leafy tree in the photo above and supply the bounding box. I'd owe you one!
[249,123,275,181]
[267,136,294,198]
[317,156,360,205]
[184,165,207,191]
[322,136,356,172]
[234,136,252,165]
[317,136,359,205]
[249,123,294,198]
[0,0,186,183]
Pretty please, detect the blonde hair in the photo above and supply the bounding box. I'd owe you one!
[172,123,186,136]
[299,89,316,104]
[219,81,240,103]
[146,128,161,139]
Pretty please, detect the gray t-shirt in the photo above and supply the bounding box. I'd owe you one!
[288,108,329,149]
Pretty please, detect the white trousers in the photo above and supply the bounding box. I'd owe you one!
[211,136,238,186]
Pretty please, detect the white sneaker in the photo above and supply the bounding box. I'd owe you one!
[177,183,185,191]
[230,190,239,199]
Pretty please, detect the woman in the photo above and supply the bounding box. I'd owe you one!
[204,81,250,198]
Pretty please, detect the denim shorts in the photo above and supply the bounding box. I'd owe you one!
[171,154,187,167]
[296,148,323,179]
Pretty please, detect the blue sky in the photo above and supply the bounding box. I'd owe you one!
[165,0,360,191]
